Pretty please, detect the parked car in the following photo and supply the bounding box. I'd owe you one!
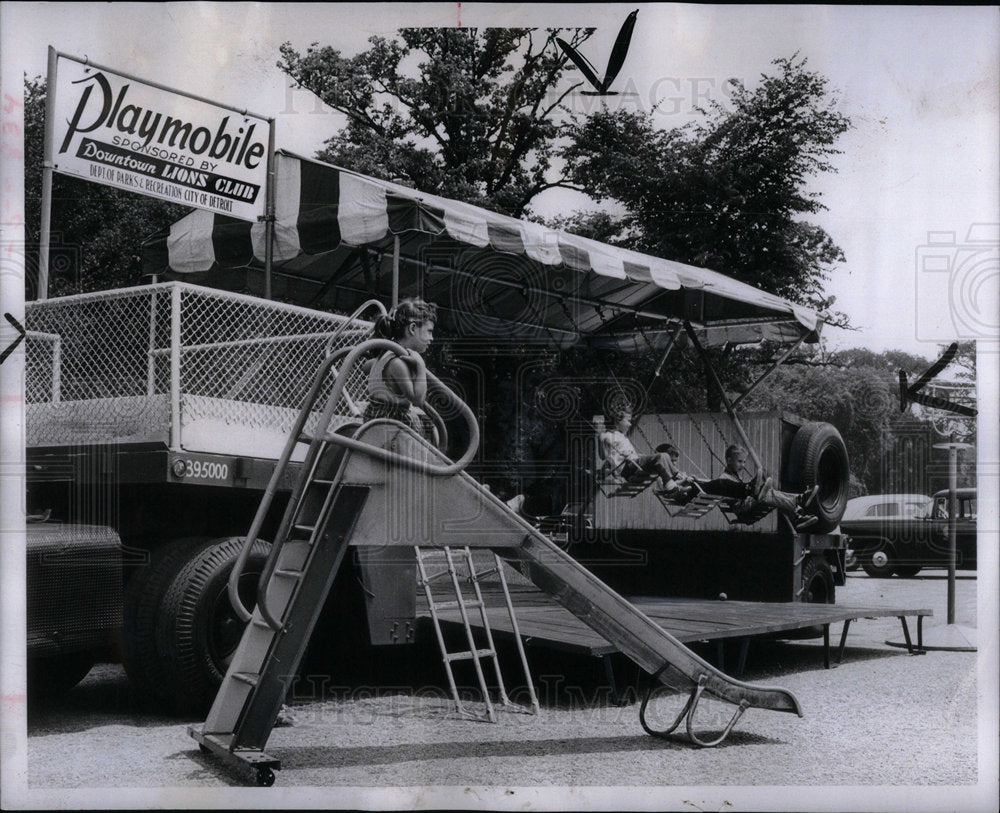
[840,490,976,577]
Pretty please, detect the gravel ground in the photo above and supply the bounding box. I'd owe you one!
[15,572,996,810]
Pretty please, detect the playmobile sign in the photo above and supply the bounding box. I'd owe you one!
[51,55,269,221]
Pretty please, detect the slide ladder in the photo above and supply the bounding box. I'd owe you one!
[415,546,539,722]
[189,431,368,786]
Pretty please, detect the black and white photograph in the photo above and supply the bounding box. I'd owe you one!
[1,3,997,810]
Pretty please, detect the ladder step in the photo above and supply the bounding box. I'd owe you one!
[273,568,303,579]
[232,672,259,687]
[433,599,484,611]
[419,568,453,585]
[445,648,495,663]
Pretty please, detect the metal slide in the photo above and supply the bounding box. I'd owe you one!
[190,341,801,785]
[337,423,803,743]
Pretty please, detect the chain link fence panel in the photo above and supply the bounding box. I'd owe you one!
[26,283,374,455]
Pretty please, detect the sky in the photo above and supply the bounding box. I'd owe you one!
[2,2,998,360]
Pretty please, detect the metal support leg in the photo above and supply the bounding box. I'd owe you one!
[898,616,926,655]
[735,638,749,679]
[603,655,626,706]
[822,624,830,669]
[836,619,853,666]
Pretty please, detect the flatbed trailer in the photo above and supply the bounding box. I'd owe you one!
[418,582,932,682]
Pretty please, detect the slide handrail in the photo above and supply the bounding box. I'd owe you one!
[232,335,479,628]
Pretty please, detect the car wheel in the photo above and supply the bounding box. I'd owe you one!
[862,547,896,578]
[893,565,922,578]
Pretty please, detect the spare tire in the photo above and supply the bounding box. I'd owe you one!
[786,423,850,533]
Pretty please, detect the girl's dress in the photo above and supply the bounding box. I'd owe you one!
[363,350,431,438]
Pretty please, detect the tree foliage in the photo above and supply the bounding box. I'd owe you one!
[277,27,593,217]
[558,56,852,321]
[739,345,976,494]
[23,76,188,297]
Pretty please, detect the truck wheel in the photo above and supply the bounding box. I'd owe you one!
[121,536,212,710]
[157,536,272,715]
[27,651,96,700]
[780,555,836,639]
[800,555,835,604]
[786,423,849,533]
[861,546,896,578]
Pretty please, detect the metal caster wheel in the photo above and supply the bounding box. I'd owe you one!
[255,767,275,787]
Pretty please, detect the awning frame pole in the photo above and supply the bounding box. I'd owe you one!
[38,46,58,301]
[683,320,764,474]
[730,332,809,411]
[263,119,276,300]
[391,235,400,308]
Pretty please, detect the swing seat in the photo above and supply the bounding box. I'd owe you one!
[654,485,728,519]
[602,469,660,499]
[721,500,775,526]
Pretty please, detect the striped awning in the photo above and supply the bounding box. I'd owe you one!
[142,150,823,349]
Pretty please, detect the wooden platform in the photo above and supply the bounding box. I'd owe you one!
[416,583,932,675]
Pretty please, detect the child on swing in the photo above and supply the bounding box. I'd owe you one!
[363,298,437,437]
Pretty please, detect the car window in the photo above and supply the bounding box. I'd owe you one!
[905,500,931,518]
[873,503,899,517]
[962,499,976,519]
[933,498,949,519]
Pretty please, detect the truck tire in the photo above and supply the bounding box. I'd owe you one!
[861,544,896,578]
[156,536,272,715]
[779,555,836,639]
[800,555,835,604]
[121,536,212,710]
[786,423,850,533]
[27,651,96,700]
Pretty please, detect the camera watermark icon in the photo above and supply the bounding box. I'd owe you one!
[915,224,999,342]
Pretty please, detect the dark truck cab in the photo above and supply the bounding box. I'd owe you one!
[841,487,977,577]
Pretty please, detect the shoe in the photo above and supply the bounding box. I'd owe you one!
[798,485,819,510]
[794,514,819,531]
[754,476,773,501]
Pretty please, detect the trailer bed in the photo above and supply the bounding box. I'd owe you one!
[417,583,931,671]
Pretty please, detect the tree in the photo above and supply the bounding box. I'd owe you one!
[736,346,978,495]
[558,56,852,322]
[277,27,594,217]
[23,76,188,298]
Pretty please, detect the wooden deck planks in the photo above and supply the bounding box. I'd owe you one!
[416,584,932,658]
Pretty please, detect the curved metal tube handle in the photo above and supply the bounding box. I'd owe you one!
[639,663,695,739]
[420,400,449,452]
[685,675,751,748]
[312,339,480,477]
[250,338,480,631]
[226,333,375,623]
[639,670,751,748]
